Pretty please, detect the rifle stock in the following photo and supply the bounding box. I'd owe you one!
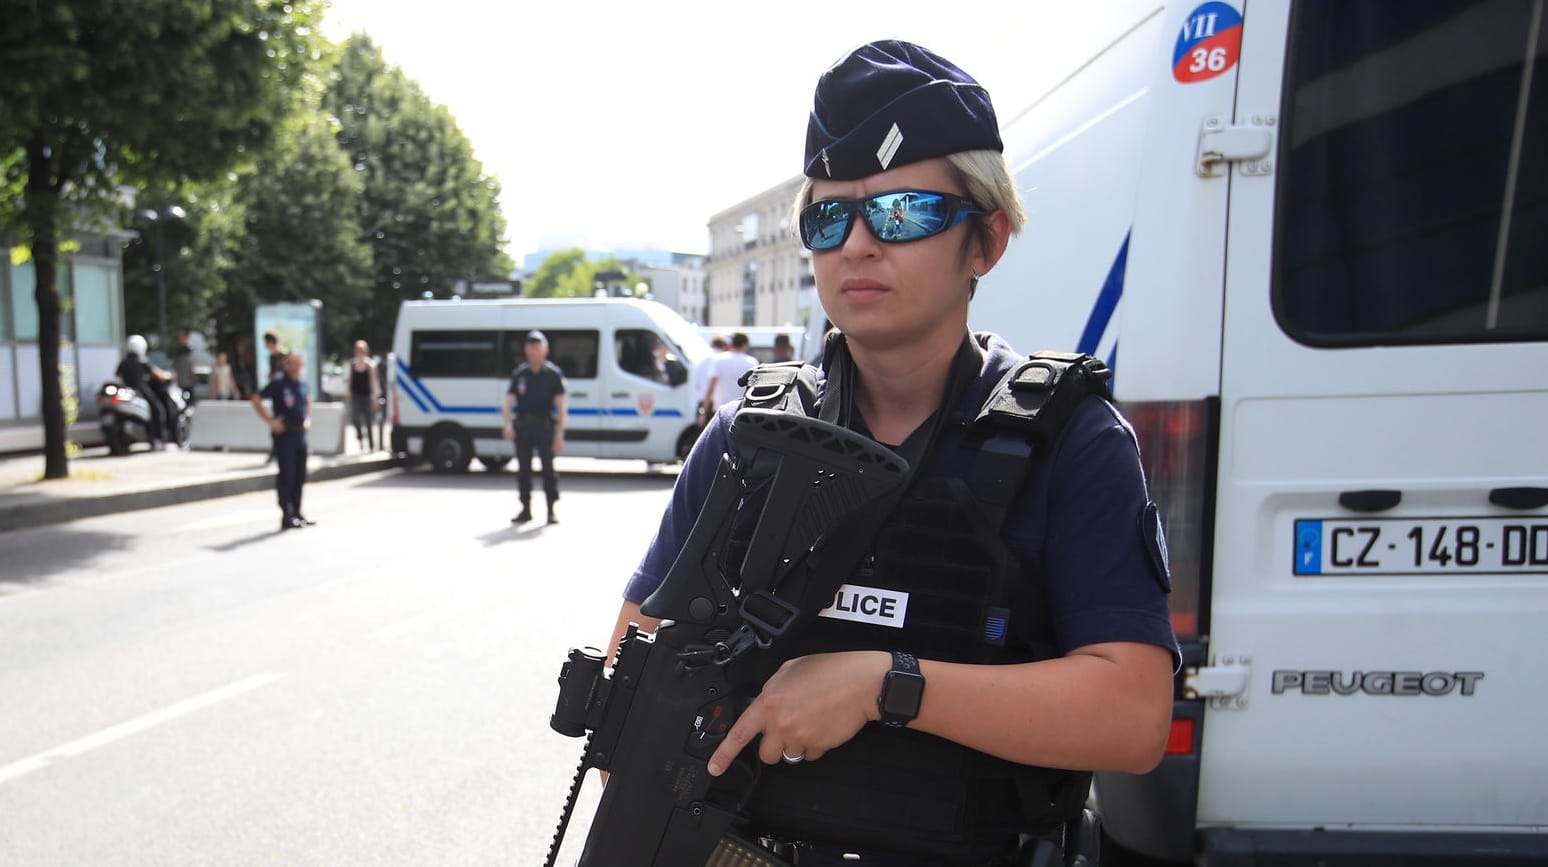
[546,409,908,866]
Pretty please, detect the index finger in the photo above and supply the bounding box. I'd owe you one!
[706,701,763,777]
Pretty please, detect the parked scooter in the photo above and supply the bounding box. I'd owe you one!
[96,380,194,455]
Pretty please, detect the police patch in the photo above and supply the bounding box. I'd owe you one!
[819,583,909,628]
[1142,501,1172,593]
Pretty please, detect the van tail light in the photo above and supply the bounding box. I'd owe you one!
[1115,399,1219,640]
[391,382,399,427]
[1165,718,1196,755]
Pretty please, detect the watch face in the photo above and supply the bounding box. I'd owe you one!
[883,671,925,717]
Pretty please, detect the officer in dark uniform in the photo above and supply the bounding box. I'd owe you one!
[251,352,313,531]
[605,41,1179,865]
[503,330,567,525]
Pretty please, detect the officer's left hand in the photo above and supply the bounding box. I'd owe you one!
[705,650,889,776]
[553,433,565,454]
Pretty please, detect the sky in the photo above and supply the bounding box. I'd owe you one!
[319,0,1159,261]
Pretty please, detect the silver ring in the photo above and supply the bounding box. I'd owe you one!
[781,751,805,764]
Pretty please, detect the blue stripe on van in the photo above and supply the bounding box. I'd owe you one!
[394,359,432,414]
[392,357,684,419]
[394,357,500,414]
[1077,232,1129,357]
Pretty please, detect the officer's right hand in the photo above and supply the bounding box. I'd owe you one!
[502,419,514,442]
[706,650,888,776]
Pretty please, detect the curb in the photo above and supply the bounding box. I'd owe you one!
[0,457,399,534]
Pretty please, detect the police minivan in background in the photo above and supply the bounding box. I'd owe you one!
[389,297,712,472]
[977,0,1546,863]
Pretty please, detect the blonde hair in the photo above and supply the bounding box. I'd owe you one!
[790,150,1024,251]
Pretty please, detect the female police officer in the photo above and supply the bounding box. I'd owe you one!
[605,40,1178,866]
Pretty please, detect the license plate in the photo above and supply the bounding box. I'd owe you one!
[1294,517,1548,576]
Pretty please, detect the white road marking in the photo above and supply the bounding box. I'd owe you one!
[0,672,285,785]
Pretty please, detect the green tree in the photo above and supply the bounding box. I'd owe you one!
[0,0,322,478]
[120,181,245,344]
[526,249,638,299]
[324,35,512,352]
[526,248,590,298]
[221,111,373,359]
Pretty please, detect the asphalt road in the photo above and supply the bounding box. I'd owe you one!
[0,463,680,866]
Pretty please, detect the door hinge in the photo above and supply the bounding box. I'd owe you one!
[1196,115,1276,177]
[1185,654,1252,710]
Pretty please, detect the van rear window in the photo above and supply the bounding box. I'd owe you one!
[411,330,500,377]
[1275,0,1547,345]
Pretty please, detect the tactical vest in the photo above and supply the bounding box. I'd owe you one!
[727,346,1112,863]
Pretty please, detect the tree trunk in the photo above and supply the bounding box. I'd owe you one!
[27,136,68,480]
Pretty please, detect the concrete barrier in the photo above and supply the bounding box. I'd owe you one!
[189,400,348,455]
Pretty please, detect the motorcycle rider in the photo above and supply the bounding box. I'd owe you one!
[115,334,179,448]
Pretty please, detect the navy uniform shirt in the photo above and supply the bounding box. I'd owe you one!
[507,361,567,420]
[259,374,309,435]
[624,332,1179,667]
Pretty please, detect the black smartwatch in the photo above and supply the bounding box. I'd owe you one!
[877,651,925,728]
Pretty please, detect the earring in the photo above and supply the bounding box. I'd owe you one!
[970,270,981,292]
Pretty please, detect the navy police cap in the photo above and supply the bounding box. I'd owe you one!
[525,330,547,344]
[805,40,1002,180]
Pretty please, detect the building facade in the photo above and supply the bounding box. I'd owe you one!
[1,232,130,451]
[638,253,708,325]
[704,176,818,332]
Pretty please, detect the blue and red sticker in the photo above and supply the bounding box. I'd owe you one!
[1173,2,1243,83]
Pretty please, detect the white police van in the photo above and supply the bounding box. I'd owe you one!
[389,297,712,471]
[974,1,1547,863]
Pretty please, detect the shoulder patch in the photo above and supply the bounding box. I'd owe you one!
[1141,501,1172,593]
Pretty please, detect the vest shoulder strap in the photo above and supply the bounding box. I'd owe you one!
[965,351,1112,514]
[971,351,1113,449]
[739,361,821,417]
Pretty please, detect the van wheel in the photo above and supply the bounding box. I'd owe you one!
[427,429,473,473]
[478,456,511,472]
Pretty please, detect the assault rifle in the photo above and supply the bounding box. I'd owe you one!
[545,408,909,866]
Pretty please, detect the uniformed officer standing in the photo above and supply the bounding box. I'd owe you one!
[605,40,1178,865]
[503,330,567,524]
[250,352,313,531]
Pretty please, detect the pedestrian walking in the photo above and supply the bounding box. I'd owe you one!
[346,339,380,451]
[700,331,758,418]
[502,330,567,525]
[208,351,237,400]
[251,352,313,531]
[263,331,287,382]
[694,334,728,428]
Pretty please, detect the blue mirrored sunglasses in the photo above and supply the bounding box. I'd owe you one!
[799,190,986,251]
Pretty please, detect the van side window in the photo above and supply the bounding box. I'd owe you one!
[1275,0,1547,345]
[536,330,599,380]
[616,329,662,381]
[411,330,500,377]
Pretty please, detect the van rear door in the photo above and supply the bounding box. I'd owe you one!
[1207,0,1548,833]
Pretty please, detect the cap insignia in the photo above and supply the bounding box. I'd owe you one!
[877,123,904,170]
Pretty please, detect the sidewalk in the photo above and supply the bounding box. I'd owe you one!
[0,444,397,533]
